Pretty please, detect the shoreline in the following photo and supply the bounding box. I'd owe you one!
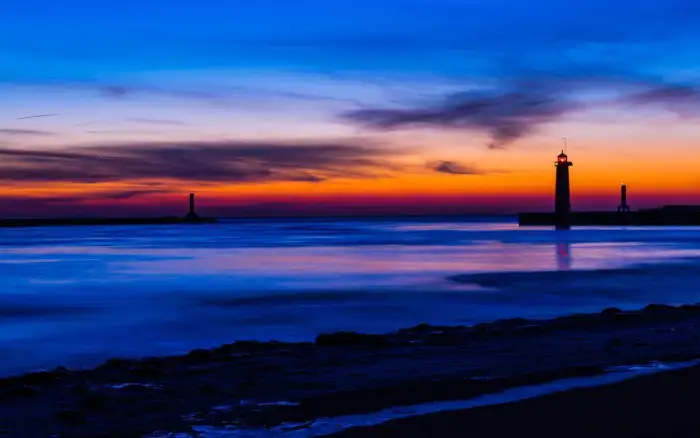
[4,303,700,436]
[333,361,700,438]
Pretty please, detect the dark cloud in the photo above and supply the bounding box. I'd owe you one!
[0,129,55,136]
[430,161,481,175]
[102,86,131,98]
[21,189,172,204]
[345,59,700,148]
[102,189,173,200]
[623,84,700,115]
[345,83,579,148]
[0,140,397,184]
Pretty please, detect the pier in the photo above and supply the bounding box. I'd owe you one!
[518,151,700,227]
[0,194,216,228]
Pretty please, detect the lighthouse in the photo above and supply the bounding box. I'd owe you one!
[618,183,630,213]
[186,193,200,220]
[555,150,573,229]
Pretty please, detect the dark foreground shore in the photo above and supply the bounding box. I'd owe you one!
[4,303,700,437]
[335,362,700,438]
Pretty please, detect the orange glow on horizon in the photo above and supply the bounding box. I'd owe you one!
[2,135,699,214]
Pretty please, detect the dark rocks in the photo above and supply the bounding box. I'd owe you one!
[643,304,677,314]
[77,391,110,411]
[187,349,214,362]
[402,323,433,333]
[423,331,465,346]
[315,332,389,347]
[493,318,528,328]
[679,304,700,313]
[5,300,700,437]
[612,312,644,323]
[5,385,40,398]
[472,324,506,337]
[514,325,545,335]
[199,383,218,394]
[601,307,623,316]
[18,370,58,386]
[606,337,625,348]
[99,358,135,371]
[56,409,86,424]
[233,340,269,353]
[211,343,236,357]
[128,364,164,379]
[552,313,600,329]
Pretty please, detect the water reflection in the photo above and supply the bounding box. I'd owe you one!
[4,221,700,376]
[556,241,572,270]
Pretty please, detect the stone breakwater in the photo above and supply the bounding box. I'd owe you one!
[4,303,700,436]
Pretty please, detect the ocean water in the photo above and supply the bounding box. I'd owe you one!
[3,217,700,376]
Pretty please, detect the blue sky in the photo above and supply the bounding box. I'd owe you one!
[5,0,699,81]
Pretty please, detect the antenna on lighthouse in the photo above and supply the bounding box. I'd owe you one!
[562,137,567,154]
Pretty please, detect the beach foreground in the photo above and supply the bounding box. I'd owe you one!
[4,303,700,436]
[334,363,700,438]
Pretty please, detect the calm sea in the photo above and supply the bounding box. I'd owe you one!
[2,217,700,376]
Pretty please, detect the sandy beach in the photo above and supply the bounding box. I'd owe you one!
[3,302,700,436]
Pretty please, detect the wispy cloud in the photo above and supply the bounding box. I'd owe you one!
[0,139,399,184]
[84,130,168,135]
[40,189,174,203]
[126,118,189,126]
[0,129,55,136]
[623,84,700,116]
[16,114,59,120]
[345,64,700,148]
[429,161,482,175]
[345,82,579,149]
[11,78,369,109]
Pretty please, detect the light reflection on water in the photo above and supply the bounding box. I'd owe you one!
[2,218,700,375]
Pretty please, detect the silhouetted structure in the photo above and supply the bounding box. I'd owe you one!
[555,151,573,230]
[186,193,200,220]
[520,206,700,226]
[618,183,630,213]
[519,152,700,226]
[0,193,215,228]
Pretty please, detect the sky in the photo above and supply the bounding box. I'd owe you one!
[2,0,700,217]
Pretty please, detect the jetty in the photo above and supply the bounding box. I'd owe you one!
[0,193,216,228]
[520,206,700,227]
[518,151,700,227]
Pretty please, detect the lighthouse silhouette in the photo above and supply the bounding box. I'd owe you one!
[555,150,573,229]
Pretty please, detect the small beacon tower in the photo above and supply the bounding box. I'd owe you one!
[618,183,630,213]
[555,151,573,230]
[186,193,200,220]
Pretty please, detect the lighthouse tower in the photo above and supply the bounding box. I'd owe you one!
[618,183,630,213]
[186,193,200,220]
[555,151,573,229]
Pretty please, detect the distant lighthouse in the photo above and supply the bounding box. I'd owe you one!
[186,193,200,220]
[555,150,573,229]
[618,183,630,213]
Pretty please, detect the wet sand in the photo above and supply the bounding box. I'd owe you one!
[3,303,700,436]
[332,362,700,438]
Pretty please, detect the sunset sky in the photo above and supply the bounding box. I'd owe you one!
[3,0,700,217]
